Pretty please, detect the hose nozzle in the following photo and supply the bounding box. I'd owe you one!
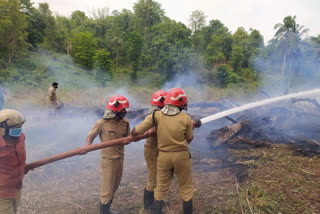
[193,118,202,128]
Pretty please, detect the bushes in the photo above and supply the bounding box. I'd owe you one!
[71,32,97,69]
[216,65,241,87]
[214,65,258,91]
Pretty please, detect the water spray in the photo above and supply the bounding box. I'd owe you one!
[201,88,320,124]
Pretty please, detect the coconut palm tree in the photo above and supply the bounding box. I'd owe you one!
[310,35,320,63]
[273,16,309,92]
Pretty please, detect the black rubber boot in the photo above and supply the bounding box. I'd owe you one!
[144,188,154,210]
[100,200,111,214]
[100,199,121,214]
[152,200,163,214]
[183,199,193,214]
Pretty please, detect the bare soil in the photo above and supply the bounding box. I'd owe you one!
[19,132,320,214]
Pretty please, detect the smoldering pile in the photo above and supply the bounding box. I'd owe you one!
[206,98,320,154]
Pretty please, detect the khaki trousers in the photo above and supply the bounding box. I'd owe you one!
[144,147,158,191]
[155,151,193,201]
[100,157,124,204]
[0,190,21,214]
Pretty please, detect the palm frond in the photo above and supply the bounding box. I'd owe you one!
[274,23,283,30]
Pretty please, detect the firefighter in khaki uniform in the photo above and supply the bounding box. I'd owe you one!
[47,82,60,116]
[143,90,167,211]
[0,109,27,214]
[47,82,59,108]
[132,88,194,214]
[85,95,130,214]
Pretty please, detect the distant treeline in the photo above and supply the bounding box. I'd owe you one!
[0,0,319,91]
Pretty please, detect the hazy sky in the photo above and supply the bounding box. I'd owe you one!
[31,0,320,44]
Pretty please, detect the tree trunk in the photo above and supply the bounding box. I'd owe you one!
[116,45,119,67]
[8,39,14,64]
[8,53,12,64]
[65,40,71,55]
[281,53,287,92]
[287,60,292,92]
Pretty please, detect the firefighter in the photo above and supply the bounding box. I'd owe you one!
[132,88,194,214]
[0,109,27,214]
[84,95,130,214]
[143,90,167,212]
[47,82,60,116]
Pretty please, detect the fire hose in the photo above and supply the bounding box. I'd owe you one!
[26,131,153,171]
[26,119,202,171]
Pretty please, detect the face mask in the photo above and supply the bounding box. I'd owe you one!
[8,128,22,137]
[117,111,126,119]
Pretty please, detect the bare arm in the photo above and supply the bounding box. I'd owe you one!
[187,136,193,144]
[132,114,154,136]
[81,120,100,155]
[85,135,95,146]
[131,127,138,136]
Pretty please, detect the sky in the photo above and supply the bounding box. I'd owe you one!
[31,0,320,44]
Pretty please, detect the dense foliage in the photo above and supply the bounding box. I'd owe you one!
[0,0,319,92]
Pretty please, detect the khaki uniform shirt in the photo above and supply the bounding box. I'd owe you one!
[144,106,160,150]
[144,132,157,150]
[47,86,58,108]
[88,118,130,158]
[135,111,193,152]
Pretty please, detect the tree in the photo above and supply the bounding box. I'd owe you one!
[188,10,207,52]
[55,15,72,54]
[106,9,134,67]
[230,27,248,72]
[0,0,28,63]
[25,8,46,48]
[20,0,33,14]
[37,3,64,52]
[69,10,96,35]
[231,46,244,72]
[71,10,87,27]
[94,49,113,85]
[206,31,233,68]
[202,19,233,71]
[247,29,264,63]
[310,35,320,63]
[133,0,164,34]
[94,49,112,72]
[71,32,97,69]
[273,15,309,91]
[206,35,226,66]
[127,31,143,80]
[148,19,192,79]
[216,65,240,88]
[202,19,230,49]
[191,31,205,52]
[188,10,206,33]
[90,7,110,38]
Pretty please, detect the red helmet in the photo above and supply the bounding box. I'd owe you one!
[150,90,167,108]
[106,95,129,113]
[164,88,188,108]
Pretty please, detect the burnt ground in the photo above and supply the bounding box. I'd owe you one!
[19,135,320,214]
[18,103,320,214]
